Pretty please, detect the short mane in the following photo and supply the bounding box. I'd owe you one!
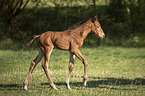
[68,18,91,30]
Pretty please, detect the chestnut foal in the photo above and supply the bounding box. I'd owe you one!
[23,16,105,90]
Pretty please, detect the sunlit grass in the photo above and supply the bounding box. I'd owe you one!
[0,47,145,95]
[26,0,110,8]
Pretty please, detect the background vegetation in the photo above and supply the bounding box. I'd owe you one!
[0,0,145,49]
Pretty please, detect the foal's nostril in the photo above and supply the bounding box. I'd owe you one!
[100,34,105,39]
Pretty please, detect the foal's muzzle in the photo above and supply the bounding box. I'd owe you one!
[100,34,105,39]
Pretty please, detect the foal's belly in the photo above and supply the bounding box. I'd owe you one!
[53,40,70,50]
[53,31,71,50]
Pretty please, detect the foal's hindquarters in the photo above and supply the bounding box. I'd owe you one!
[24,40,59,90]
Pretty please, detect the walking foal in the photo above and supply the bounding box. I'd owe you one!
[23,16,105,90]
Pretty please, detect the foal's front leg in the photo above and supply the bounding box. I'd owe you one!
[74,49,88,87]
[66,52,75,89]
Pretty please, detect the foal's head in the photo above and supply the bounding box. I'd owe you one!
[91,16,105,39]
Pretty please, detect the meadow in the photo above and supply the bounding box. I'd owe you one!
[0,47,145,96]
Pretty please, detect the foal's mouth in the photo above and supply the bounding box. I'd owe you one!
[100,34,105,39]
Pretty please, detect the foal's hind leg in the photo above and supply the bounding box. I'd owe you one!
[24,49,43,90]
[66,52,75,89]
[41,46,58,90]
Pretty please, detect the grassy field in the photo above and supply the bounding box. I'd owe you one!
[0,47,145,96]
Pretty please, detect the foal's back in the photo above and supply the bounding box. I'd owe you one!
[39,30,72,50]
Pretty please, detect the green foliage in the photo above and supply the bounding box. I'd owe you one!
[0,0,145,47]
[0,47,145,95]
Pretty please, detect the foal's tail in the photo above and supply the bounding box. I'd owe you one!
[23,35,40,51]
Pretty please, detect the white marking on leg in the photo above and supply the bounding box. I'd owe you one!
[65,53,75,89]
[24,85,28,91]
[84,81,87,86]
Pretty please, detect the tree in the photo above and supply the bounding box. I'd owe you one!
[0,0,44,39]
[0,0,29,23]
[126,0,145,32]
[107,0,128,23]
[0,0,30,39]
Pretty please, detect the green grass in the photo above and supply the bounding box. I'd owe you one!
[26,0,109,8]
[0,47,145,96]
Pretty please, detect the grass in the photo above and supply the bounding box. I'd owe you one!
[26,0,109,8]
[0,47,145,95]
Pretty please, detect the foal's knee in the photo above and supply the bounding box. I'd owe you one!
[69,63,74,72]
[31,61,35,65]
[42,64,46,69]
[29,61,36,68]
[41,63,48,70]
[83,60,88,67]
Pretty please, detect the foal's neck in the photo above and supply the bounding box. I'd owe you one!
[73,20,92,40]
[80,21,92,40]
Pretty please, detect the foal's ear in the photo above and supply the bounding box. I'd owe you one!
[91,15,98,22]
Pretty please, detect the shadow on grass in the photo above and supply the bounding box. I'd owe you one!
[0,84,23,90]
[88,77,145,85]
[1,77,144,90]
[41,77,145,90]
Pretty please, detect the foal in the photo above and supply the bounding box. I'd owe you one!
[23,16,105,90]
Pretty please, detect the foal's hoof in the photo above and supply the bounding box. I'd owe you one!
[54,87,58,90]
[24,86,28,91]
[83,83,87,88]
[65,83,71,90]
[51,86,58,90]
[82,86,86,88]
[68,87,71,90]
